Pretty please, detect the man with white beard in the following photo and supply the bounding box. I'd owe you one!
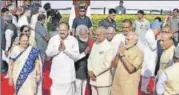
[75,25,94,95]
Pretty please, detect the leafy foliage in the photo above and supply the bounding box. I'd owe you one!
[48,14,166,32]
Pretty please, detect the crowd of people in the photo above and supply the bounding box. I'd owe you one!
[1,1,179,95]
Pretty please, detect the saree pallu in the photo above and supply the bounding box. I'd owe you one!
[10,46,42,95]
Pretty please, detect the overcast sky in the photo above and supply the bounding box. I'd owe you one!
[41,1,179,14]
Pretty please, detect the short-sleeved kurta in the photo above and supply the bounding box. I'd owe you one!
[111,46,143,95]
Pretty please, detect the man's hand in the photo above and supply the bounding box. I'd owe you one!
[8,78,13,86]
[5,51,9,57]
[61,40,66,51]
[117,44,126,56]
[36,75,41,83]
[58,40,66,51]
[85,46,90,55]
[88,71,96,81]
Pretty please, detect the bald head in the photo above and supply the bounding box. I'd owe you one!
[160,32,174,50]
[38,7,46,14]
[162,25,173,33]
[95,26,107,43]
[125,32,138,48]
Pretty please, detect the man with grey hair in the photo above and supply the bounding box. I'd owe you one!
[156,46,179,95]
[106,27,125,76]
[111,32,143,95]
[75,25,94,95]
[8,5,18,26]
[31,7,46,30]
[88,26,114,95]
[2,15,17,78]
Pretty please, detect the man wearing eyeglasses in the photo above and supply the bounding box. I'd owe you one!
[72,2,93,37]
[156,46,179,95]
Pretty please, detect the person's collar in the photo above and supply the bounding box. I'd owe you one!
[107,17,113,23]
[165,44,175,51]
[79,15,86,18]
[126,44,136,50]
[138,18,145,22]
[124,31,133,36]
[96,39,107,44]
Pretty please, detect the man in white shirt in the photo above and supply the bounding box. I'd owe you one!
[106,27,125,55]
[139,20,161,94]
[17,7,31,28]
[46,22,86,95]
[156,46,179,95]
[88,26,114,95]
[106,27,125,76]
[134,10,150,50]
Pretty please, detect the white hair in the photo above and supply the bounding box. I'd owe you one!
[9,5,16,11]
[75,25,89,36]
[106,27,116,33]
[38,7,46,13]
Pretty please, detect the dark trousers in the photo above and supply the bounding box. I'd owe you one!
[1,60,8,73]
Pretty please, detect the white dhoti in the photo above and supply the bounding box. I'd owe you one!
[75,79,87,95]
[91,86,111,95]
[50,81,75,95]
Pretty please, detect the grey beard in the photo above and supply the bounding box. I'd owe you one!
[79,37,88,42]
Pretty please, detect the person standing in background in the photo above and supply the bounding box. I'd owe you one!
[115,0,126,14]
[167,8,179,43]
[72,2,93,37]
[35,14,50,63]
[134,10,150,50]
[98,9,117,29]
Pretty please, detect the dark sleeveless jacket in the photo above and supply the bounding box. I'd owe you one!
[75,37,89,79]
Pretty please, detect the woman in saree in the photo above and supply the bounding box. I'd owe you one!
[8,33,42,95]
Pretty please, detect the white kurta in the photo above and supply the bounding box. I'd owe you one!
[141,29,157,77]
[17,15,29,28]
[46,34,82,95]
[88,39,114,87]
[140,29,157,93]
[135,19,150,50]
[109,33,125,76]
[110,33,125,56]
